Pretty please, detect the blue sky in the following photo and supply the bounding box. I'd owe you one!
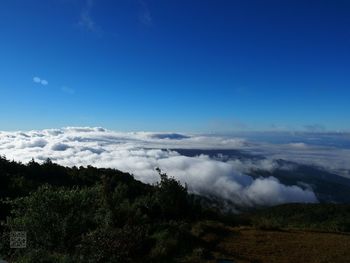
[0,0,349,132]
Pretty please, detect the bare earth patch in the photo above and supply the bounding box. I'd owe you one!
[200,226,350,263]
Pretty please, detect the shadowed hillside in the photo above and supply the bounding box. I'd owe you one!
[1,157,350,262]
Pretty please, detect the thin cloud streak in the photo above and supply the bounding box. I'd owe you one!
[139,0,153,26]
[78,0,100,33]
[61,86,75,94]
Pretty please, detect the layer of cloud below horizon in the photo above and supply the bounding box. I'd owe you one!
[0,127,321,207]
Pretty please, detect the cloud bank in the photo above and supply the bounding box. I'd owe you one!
[0,127,319,207]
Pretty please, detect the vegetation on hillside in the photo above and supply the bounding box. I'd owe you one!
[250,203,350,232]
[0,156,349,262]
[0,156,219,262]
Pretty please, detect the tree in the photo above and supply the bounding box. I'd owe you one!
[155,168,189,219]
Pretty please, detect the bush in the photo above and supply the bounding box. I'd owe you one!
[78,226,150,263]
[0,158,217,262]
[4,185,101,254]
[150,222,194,261]
[155,168,190,220]
[11,249,73,263]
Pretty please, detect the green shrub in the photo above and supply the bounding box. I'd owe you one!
[13,249,73,263]
[0,158,231,262]
[155,168,190,220]
[4,185,101,253]
[150,221,194,261]
[78,226,149,263]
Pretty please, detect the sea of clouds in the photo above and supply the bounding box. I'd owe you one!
[3,127,348,207]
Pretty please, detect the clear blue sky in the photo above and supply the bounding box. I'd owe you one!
[1,0,349,132]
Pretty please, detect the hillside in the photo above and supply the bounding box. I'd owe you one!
[0,157,350,262]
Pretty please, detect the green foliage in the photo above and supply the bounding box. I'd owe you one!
[2,157,349,262]
[0,158,209,262]
[5,185,101,253]
[11,249,73,263]
[78,226,150,263]
[150,221,194,261]
[155,168,191,219]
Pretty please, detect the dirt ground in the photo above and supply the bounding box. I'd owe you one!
[201,226,350,263]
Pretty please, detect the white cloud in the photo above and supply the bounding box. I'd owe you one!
[40,79,48,86]
[0,127,319,207]
[288,142,308,148]
[227,159,280,173]
[33,76,41,83]
[249,142,350,177]
[33,76,48,86]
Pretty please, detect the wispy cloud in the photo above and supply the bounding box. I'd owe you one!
[61,86,75,94]
[33,76,48,86]
[304,124,326,132]
[139,0,152,26]
[78,0,99,33]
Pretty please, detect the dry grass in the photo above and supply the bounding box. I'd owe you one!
[196,223,350,263]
